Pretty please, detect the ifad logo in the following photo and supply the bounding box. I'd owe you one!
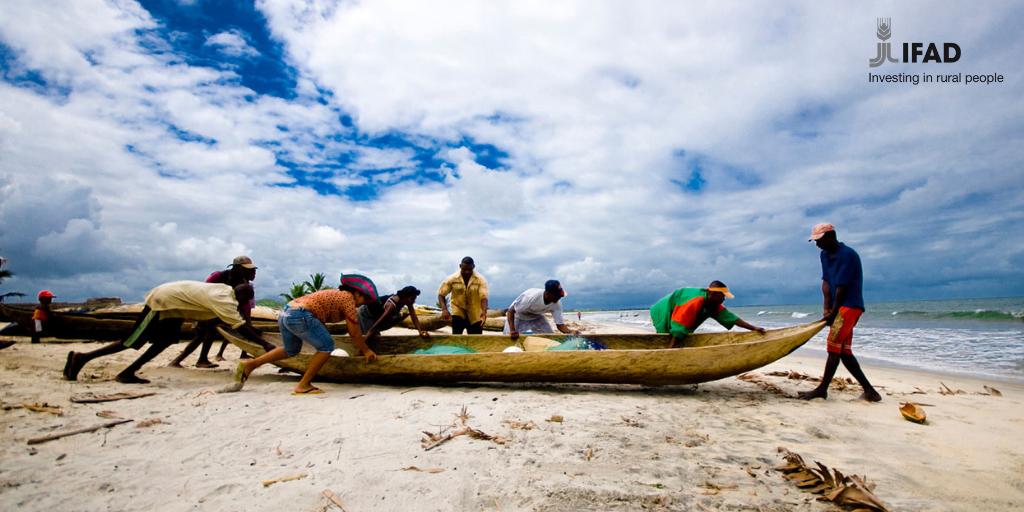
[869,18,961,67]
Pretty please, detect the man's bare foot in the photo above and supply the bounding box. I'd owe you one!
[116,373,151,384]
[167,361,183,368]
[214,355,226,362]
[858,389,882,402]
[798,387,828,400]
[195,361,219,369]
[63,351,84,381]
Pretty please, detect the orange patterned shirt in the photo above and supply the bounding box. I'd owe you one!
[290,290,359,325]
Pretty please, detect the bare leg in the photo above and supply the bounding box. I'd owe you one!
[295,352,330,393]
[168,337,202,367]
[215,340,230,361]
[222,347,290,392]
[64,340,131,380]
[798,353,841,400]
[840,353,881,402]
[117,340,172,384]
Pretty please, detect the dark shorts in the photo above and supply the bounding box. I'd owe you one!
[452,315,483,335]
[124,311,184,351]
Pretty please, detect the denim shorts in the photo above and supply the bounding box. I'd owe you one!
[279,305,335,356]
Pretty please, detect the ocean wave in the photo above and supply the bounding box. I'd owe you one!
[889,309,1024,322]
[790,312,810,319]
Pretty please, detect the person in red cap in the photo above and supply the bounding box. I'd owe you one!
[31,290,55,344]
[799,223,881,402]
[225,273,379,395]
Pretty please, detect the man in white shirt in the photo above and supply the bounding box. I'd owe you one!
[505,280,579,340]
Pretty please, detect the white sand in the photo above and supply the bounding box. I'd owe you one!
[1,324,1022,511]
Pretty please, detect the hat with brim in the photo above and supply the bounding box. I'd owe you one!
[231,255,258,269]
[808,223,835,241]
[341,273,379,302]
[706,286,735,299]
[38,290,55,300]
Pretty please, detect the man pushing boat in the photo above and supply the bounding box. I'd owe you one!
[62,281,270,384]
[798,223,881,402]
[505,280,579,340]
[649,281,766,347]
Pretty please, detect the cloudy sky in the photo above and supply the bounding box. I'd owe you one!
[0,1,1021,309]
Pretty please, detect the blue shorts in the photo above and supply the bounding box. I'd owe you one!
[279,306,335,356]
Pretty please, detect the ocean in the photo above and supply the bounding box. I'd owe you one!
[584,297,1024,383]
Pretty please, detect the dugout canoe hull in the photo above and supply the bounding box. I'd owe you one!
[218,321,825,385]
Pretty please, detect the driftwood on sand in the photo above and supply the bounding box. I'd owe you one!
[261,472,307,487]
[27,419,133,445]
[70,391,156,404]
[421,406,508,451]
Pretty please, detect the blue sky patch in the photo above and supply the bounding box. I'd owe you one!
[138,0,298,98]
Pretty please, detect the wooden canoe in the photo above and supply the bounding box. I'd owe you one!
[0,303,180,340]
[217,321,825,385]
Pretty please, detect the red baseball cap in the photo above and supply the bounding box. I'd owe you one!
[38,290,55,300]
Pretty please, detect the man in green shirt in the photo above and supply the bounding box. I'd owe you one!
[650,280,765,347]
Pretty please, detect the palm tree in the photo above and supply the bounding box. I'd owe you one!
[0,255,23,303]
[302,272,331,292]
[279,282,310,302]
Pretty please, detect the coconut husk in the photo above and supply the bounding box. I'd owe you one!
[899,402,927,424]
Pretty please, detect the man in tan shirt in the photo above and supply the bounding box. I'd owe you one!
[63,281,268,384]
[437,256,489,334]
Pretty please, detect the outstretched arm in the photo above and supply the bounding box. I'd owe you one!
[507,307,518,340]
[733,318,766,333]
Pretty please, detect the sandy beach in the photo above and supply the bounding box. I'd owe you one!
[1,322,1022,512]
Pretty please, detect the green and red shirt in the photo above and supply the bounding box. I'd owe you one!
[650,287,739,338]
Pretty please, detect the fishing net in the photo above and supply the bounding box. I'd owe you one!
[546,336,607,351]
[413,344,478,355]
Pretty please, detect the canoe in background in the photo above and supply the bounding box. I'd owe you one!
[218,321,825,385]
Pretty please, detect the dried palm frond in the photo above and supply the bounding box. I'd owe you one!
[775,447,890,511]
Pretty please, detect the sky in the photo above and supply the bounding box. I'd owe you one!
[0,1,1022,309]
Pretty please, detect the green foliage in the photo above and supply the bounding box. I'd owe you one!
[280,282,311,302]
[303,272,331,292]
[279,273,334,303]
[255,298,284,309]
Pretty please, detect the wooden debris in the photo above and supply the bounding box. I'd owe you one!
[502,420,537,430]
[401,466,445,473]
[70,392,156,404]
[421,406,508,451]
[21,402,63,416]
[322,489,348,511]
[134,418,165,428]
[261,472,307,487]
[96,410,123,419]
[621,416,643,428]
[737,373,788,396]
[775,447,890,511]
[546,415,564,423]
[27,419,133,445]
[982,385,1002,397]
[583,446,594,461]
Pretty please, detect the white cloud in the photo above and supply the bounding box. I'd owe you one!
[0,0,1021,307]
[204,30,260,59]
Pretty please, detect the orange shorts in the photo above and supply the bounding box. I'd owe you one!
[826,307,863,355]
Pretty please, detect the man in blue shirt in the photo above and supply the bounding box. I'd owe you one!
[798,223,881,402]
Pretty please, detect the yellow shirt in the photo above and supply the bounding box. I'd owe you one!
[144,281,246,328]
[437,271,489,323]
